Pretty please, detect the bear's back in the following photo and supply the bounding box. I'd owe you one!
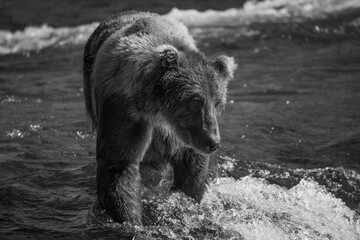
[84,11,195,80]
[83,11,159,123]
[121,16,197,51]
[84,11,159,84]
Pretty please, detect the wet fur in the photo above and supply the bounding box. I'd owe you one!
[83,11,236,224]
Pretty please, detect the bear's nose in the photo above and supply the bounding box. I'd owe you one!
[205,134,221,153]
[206,142,220,153]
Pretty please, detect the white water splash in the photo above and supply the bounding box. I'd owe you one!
[0,23,98,55]
[0,0,359,55]
[210,177,359,239]
[166,0,360,27]
[141,177,359,239]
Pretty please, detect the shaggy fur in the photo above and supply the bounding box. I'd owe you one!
[83,11,237,225]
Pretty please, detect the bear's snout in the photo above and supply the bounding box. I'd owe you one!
[204,115,221,154]
[205,137,221,154]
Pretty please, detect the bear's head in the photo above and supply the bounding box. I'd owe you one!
[154,45,237,154]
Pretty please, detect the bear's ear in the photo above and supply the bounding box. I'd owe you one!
[213,56,237,80]
[156,45,178,69]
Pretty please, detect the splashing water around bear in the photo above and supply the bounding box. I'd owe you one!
[87,176,359,239]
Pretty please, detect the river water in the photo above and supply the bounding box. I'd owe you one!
[1,0,360,239]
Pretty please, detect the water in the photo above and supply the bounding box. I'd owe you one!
[1,0,360,239]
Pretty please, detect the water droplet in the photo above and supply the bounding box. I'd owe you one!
[6,129,26,138]
[29,124,42,131]
[76,131,90,139]
[220,161,235,171]
[1,95,21,104]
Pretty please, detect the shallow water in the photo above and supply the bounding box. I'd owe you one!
[1,0,360,239]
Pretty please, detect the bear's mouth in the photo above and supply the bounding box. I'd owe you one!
[196,145,219,155]
[191,138,220,155]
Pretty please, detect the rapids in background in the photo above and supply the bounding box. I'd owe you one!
[0,0,360,239]
[1,0,360,55]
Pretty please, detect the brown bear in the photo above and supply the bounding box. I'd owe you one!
[83,11,237,225]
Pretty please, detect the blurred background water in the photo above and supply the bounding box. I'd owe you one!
[0,0,360,239]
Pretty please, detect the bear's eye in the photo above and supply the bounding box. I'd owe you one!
[189,97,203,111]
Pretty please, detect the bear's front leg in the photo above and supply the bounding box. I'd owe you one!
[96,159,142,224]
[171,148,210,203]
[96,98,152,225]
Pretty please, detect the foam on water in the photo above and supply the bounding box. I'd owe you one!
[87,174,360,239]
[206,177,359,240]
[0,0,359,55]
[0,23,97,55]
[166,0,360,27]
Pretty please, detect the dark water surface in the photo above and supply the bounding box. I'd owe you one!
[1,1,360,239]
